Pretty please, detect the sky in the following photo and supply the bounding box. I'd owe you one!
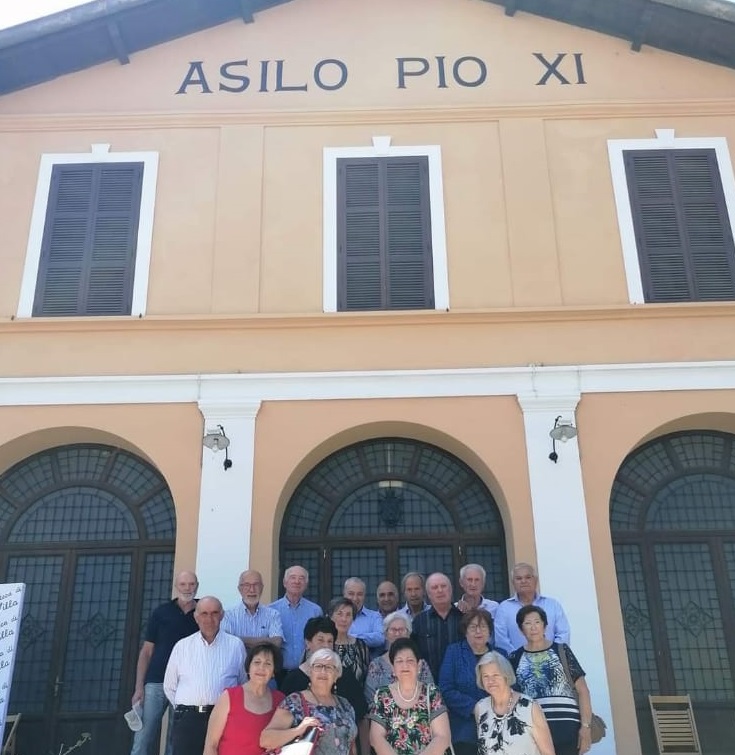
[0,0,733,31]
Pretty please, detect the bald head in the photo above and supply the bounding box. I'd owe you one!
[426,572,453,612]
[194,596,223,641]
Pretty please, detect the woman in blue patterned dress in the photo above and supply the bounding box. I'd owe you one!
[475,651,554,755]
[262,649,357,755]
[369,638,450,755]
[508,606,592,755]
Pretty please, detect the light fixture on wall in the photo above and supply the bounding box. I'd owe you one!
[548,415,577,463]
[203,424,233,470]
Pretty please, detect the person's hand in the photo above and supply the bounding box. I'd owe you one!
[578,724,592,754]
[298,717,322,735]
[456,598,470,613]
[132,688,144,707]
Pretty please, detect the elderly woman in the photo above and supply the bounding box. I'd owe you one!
[475,651,554,755]
[280,616,368,723]
[204,642,285,755]
[364,611,434,706]
[369,638,451,755]
[509,605,593,755]
[439,609,503,755]
[328,598,371,684]
[262,648,357,755]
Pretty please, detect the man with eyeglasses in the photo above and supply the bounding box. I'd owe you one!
[222,569,284,650]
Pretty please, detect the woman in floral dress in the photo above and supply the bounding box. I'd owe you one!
[369,638,450,755]
[262,649,357,755]
[474,651,554,755]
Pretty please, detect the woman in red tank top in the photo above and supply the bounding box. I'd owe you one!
[204,642,285,755]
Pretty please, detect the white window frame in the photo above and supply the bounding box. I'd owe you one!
[17,143,159,318]
[323,136,449,313]
[607,129,735,304]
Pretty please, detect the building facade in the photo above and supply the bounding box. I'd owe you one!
[1,1,735,753]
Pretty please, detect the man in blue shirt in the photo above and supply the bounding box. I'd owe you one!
[343,577,384,655]
[130,570,199,755]
[269,564,322,682]
[222,569,284,650]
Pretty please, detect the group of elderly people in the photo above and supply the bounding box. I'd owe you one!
[195,562,595,755]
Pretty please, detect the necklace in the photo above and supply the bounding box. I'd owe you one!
[394,681,419,703]
[494,692,514,717]
[309,687,333,707]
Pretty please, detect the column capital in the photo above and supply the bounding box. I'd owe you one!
[198,399,262,421]
[516,392,580,414]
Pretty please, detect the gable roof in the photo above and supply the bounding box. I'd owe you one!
[0,0,733,96]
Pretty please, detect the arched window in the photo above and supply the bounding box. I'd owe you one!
[280,438,507,607]
[611,430,735,751]
[0,443,176,755]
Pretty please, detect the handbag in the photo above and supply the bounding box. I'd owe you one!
[268,693,321,755]
[556,644,607,745]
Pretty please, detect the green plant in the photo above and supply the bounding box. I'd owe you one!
[53,732,92,755]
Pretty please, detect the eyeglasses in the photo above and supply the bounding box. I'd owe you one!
[467,623,489,632]
[311,663,337,673]
[239,582,262,589]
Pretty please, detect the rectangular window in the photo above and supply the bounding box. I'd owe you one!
[33,162,144,316]
[623,148,735,303]
[336,156,434,311]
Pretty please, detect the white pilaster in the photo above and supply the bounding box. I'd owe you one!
[517,391,616,755]
[196,400,261,603]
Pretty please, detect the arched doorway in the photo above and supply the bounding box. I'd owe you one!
[610,430,735,755]
[279,437,507,608]
[0,443,176,755]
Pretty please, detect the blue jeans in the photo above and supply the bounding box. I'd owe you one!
[130,682,174,755]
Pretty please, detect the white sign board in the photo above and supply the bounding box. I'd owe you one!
[0,583,25,743]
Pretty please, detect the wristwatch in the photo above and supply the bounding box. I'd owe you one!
[581,722,591,729]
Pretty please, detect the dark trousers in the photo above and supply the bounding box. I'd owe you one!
[171,708,212,755]
[453,742,478,755]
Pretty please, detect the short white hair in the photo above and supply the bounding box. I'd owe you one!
[382,611,412,634]
[460,564,486,581]
[308,648,343,678]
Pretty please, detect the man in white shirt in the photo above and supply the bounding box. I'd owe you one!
[222,569,284,650]
[493,562,571,654]
[455,563,499,617]
[344,577,384,654]
[163,596,246,755]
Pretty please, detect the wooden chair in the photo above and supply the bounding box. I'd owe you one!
[1,714,21,755]
[648,695,702,755]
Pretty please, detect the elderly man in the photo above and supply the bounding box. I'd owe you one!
[130,570,199,755]
[344,577,384,653]
[163,596,246,755]
[222,569,284,649]
[376,580,400,618]
[411,572,463,678]
[268,565,322,679]
[400,572,429,617]
[455,564,499,617]
[493,562,570,654]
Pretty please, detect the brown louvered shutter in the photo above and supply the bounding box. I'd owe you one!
[624,149,735,302]
[337,156,433,311]
[33,162,144,316]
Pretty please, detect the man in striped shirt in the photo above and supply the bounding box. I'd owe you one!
[222,569,284,650]
[163,596,245,755]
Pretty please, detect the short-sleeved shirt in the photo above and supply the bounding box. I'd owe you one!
[144,599,199,683]
[222,602,284,642]
[280,692,357,755]
[368,683,446,755]
[509,642,584,748]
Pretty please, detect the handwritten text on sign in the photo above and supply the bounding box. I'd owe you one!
[0,583,25,742]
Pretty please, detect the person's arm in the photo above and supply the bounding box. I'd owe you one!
[421,709,451,755]
[575,676,593,754]
[162,645,179,705]
[260,706,319,750]
[203,690,231,755]
[530,701,556,755]
[369,719,397,755]
[438,646,477,719]
[552,601,571,646]
[352,613,386,650]
[364,662,379,706]
[132,641,154,706]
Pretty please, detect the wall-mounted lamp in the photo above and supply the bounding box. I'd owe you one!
[203,424,233,470]
[548,415,577,463]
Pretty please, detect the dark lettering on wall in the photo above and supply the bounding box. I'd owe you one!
[275,60,308,91]
[435,56,448,89]
[219,60,250,92]
[176,61,213,94]
[534,52,586,85]
[314,59,348,91]
[397,57,430,89]
[452,56,487,87]
[260,60,270,92]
